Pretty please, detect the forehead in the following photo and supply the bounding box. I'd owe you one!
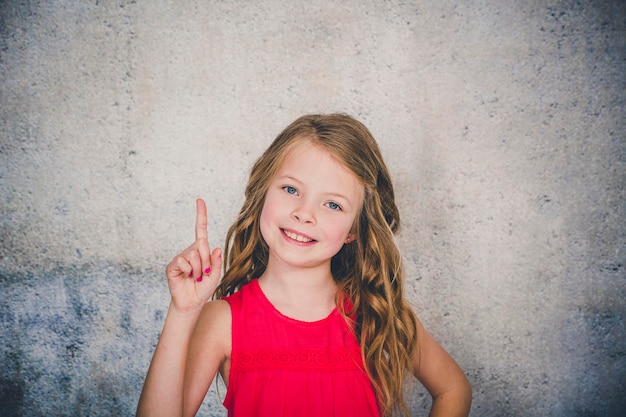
[279,139,347,175]
[277,139,364,196]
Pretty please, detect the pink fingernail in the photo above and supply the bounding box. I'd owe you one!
[196,276,203,282]
[188,272,193,278]
[204,267,211,275]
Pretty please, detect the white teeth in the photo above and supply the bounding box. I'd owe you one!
[284,230,313,242]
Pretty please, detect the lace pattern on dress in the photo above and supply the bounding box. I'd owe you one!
[232,346,364,372]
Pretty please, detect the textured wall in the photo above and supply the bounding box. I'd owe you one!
[1,1,624,416]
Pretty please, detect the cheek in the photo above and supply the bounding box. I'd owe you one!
[259,201,273,237]
[323,216,355,245]
[259,195,284,239]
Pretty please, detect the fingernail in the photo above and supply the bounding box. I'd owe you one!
[204,267,211,275]
[188,271,193,278]
[196,276,203,282]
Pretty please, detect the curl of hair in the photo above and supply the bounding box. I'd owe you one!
[214,114,418,416]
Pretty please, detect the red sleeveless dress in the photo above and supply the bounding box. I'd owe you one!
[223,279,380,417]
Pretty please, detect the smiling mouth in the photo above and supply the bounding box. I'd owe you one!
[283,229,315,243]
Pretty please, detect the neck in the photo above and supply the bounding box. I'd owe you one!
[258,258,338,321]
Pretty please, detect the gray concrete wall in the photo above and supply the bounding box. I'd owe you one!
[1,1,624,416]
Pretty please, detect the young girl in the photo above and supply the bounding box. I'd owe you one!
[137,114,471,417]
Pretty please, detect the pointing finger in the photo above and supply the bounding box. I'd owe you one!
[195,198,208,242]
[194,198,212,282]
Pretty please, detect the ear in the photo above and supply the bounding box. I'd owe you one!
[345,234,356,244]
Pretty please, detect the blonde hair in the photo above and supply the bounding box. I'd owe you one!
[214,114,418,416]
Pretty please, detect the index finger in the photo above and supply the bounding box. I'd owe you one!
[195,198,208,242]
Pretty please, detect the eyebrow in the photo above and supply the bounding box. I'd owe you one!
[277,175,352,203]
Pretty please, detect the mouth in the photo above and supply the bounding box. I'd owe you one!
[282,229,316,243]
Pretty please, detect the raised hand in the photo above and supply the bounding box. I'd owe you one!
[165,199,222,312]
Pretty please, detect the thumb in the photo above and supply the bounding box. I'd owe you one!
[211,247,223,271]
[208,247,223,286]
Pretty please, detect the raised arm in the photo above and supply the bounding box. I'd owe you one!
[413,318,472,417]
[136,199,223,417]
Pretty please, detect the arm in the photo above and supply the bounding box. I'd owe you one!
[413,318,472,417]
[137,199,223,417]
[136,303,204,417]
[183,299,232,416]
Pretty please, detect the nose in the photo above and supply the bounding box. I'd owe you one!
[291,199,316,224]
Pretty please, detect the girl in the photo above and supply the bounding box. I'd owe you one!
[137,114,471,417]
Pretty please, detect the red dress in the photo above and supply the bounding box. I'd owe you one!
[223,279,380,417]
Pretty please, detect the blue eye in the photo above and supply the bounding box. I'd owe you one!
[326,202,342,211]
[283,186,298,195]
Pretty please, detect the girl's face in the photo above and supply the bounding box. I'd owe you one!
[260,139,364,273]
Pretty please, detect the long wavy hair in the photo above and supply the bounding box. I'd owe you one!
[214,114,418,416]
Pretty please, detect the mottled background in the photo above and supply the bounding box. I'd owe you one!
[1,1,624,416]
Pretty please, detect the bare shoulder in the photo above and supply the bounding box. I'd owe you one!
[202,298,232,319]
[193,299,232,355]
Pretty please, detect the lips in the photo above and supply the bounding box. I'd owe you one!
[282,229,315,243]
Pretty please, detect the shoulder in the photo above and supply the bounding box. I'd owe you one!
[203,298,232,318]
[193,299,232,355]
[221,280,258,309]
[198,299,231,329]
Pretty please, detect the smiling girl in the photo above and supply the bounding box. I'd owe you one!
[137,114,471,417]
